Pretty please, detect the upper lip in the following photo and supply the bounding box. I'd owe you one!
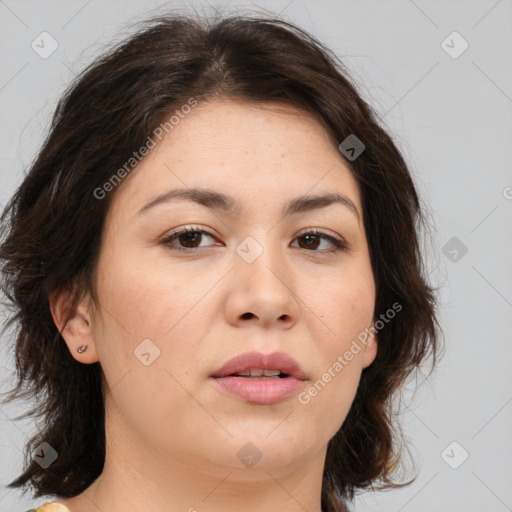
[211,351,308,380]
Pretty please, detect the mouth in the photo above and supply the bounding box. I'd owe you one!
[210,351,308,404]
[228,369,290,379]
[211,350,307,380]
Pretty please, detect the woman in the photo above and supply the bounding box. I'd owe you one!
[0,11,441,512]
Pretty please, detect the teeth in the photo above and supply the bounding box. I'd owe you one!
[233,369,282,377]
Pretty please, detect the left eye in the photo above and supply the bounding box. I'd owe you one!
[292,231,347,252]
[161,227,347,253]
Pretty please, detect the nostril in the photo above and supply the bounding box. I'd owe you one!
[241,312,253,319]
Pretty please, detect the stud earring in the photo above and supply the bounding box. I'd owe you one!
[77,345,88,354]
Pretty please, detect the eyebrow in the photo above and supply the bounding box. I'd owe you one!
[136,187,360,223]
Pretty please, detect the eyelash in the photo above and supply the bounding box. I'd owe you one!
[160,225,348,254]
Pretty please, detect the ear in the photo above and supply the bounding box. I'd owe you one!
[49,287,99,364]
[361,327,378,369]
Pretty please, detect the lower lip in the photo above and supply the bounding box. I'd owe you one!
[210,376,306,405]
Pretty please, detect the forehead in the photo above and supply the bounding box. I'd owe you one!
[108,99,362,219]
[168,99,338,155]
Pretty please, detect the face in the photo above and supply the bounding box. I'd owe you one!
[55,99,377,476]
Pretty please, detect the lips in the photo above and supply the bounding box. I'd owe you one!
[211,351,307,381]
[210,351,308,405]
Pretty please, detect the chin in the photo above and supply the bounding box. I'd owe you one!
[207,431,315,470]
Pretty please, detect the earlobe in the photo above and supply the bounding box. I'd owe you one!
[361,329,378,369]
[48,288,99,364]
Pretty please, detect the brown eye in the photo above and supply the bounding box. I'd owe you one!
[293,230,347,253]
[161,227,217,251]
[161,226,347,254]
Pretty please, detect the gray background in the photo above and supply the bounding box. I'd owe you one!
[0,1,511,511]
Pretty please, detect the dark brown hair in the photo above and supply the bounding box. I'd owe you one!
[0,11,441,512]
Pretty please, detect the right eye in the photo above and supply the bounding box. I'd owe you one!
[160,226,219,252]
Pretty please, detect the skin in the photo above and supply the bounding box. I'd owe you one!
[50,99,377,512]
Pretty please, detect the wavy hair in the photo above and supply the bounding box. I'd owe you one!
[0,11,441,512]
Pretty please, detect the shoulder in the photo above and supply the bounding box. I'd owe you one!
[26,502,72,512]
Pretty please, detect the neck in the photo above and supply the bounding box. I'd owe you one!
[57,403,327,512]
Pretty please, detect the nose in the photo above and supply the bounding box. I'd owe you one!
[224,235,301,329]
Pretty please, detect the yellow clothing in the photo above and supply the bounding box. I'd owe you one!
[27,502,71,512]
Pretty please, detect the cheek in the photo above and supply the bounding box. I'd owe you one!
[296,319,368,442]
[295,268,374,427]
[305,264,375,344]
[92,250,211,441]
[95,245,212,339]
[92,247,219,392]
[296,362,361,447]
